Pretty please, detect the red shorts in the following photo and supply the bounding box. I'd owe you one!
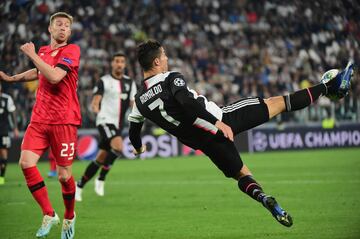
[22,122,78,167]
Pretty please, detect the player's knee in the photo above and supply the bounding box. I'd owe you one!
[57,168,72,182]
[222,161,244,179]
[264,96,286,119]
[18,158,34,169]
[58,174,70,183]
[96,158,105,165]
[111,144,122,153]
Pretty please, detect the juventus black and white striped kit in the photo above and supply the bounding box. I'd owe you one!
[94,74,137,150]
[0,93,16,149]
[128,71,269,178]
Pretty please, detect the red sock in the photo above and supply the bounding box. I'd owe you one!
[22,166,54,216]
[61,176,75,219]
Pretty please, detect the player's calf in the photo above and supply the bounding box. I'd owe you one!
[238,175,293,227]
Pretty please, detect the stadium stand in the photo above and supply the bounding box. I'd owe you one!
[0,0,359,129]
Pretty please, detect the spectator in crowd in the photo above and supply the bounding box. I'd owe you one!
[0,0,359,128]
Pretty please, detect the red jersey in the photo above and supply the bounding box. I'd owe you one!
[31,44,81,126]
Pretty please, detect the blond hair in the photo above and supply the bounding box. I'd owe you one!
[49,12,73,25]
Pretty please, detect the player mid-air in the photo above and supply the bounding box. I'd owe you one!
[128,40,354,227]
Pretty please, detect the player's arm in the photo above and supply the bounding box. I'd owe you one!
[91,95,102,113]
[129,122,146,155]
[128,103,146,155]
[0,68,38,82]
[20,42,67,84]
[174,90,234,141]
[174,89,218,124]
[91,79,104,113]
[170,74,233,141]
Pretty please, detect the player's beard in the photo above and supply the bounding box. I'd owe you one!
[113,68,124,78]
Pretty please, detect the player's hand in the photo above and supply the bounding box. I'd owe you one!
[0,71,12,82]
[20,42,36,57]
[91,105,100,114]
[215,120,234,142]
[133,145,146,156]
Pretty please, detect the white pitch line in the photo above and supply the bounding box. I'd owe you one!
[2,179,360,186]
[5,201,26,206]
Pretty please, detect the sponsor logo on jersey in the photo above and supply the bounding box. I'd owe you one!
[174,78,185,87]
[62,57,72,64]
[124,83,130,91]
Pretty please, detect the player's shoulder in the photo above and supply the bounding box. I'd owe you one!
[38,45,50,53]
[65,44,80,52]
[122,74,133,83]
[162,71,183,81]
[100,74,111,81]
[164,71,186,88]
[167,71,185,80]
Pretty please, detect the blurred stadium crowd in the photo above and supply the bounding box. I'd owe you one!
[1,0,359,129]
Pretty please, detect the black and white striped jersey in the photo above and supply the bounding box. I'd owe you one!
[94,74,137,129]
[0,93,16,135]
[128,71,223,147]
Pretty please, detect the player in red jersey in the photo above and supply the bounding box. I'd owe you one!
[0,12,79,239]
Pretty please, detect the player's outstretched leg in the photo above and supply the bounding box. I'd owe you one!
[36,212,60,238]
[61,213,76,239]
[238,174,293,227]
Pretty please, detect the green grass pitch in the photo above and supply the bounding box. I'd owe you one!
[1,148,359,239]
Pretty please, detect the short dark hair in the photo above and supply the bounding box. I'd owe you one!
[112,51,126,61]
[137,40,162,71]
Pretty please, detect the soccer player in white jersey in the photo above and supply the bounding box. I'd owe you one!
[76,52,137,201]
[0,83,19,185]
[128,40,354,227]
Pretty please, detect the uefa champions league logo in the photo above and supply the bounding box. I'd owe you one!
[253,132,268,151]
[174,78,185,87]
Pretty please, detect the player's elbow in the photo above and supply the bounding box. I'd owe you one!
[47,68,67,84]
[47,76,63,84]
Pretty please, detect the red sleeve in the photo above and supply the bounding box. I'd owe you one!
[56,44,80,71]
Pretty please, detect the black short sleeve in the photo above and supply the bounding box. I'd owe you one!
[93,79,104,96]
[56,63,70,72]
